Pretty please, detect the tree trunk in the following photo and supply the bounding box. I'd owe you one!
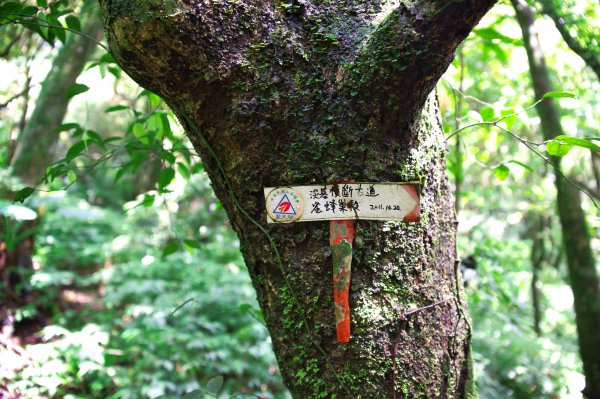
[100,1,496,397]
[10,2,104,184]
[512,1,600,397]
[537,0,600,81]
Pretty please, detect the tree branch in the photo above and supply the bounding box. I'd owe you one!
[537,0,600,81]
[342,0,497,132]
[0,84,34,110]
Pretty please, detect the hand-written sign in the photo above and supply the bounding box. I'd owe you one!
[264,183,420,224]
[263,181,420,343]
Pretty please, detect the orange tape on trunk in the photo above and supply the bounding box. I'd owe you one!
[330,219,355,343]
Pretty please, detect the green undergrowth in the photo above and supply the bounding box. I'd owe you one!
[460,218,584,398]
[5,174,290,399]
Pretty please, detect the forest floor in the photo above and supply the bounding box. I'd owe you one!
[0,282,102,399]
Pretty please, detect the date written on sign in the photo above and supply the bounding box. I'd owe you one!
[264,183,420,224]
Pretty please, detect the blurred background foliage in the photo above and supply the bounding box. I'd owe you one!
[0,0,599,398]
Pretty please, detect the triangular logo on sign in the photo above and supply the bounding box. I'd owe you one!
[273,194,296,215]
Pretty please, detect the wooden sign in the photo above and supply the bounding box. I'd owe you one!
[263,182,420,343]
[264,183,420,224]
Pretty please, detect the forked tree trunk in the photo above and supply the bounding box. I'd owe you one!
[100,1,496,397]
[512,1,600,397]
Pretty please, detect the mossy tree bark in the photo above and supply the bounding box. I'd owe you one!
[512,1,600,398]
[100,1,496,397]
[10,2,104,184]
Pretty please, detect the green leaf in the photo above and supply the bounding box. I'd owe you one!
[65,141,87,162]
[53,8,74,18]
[55,123,80,133]
[473,28,520,44]
[206,376,224,395]
[67,170,77,184]
[100,52,116,64]
[23,18,46,41]
[0,3,23,19]
[238,304,253,313]
[44,164,65,183]
[162,242,179,257]
[542,91,576,99]
[20,6,38,16]
[139,90,162,107]
[14,187,35,203]
[508,160,533,171]
[132,122,149,144]
[485,42,508,63]
[46,13,65,43]
[36,12,54,44]
[480,106,495,122]
[178,163,191,180]
[105,105,129,113]
[192,163,204,174]
[147,113,165,138]
[494,164,510,181]
[184,239,201,250]
[107,66,121,80]
[500,108,517,130]
[157,168,175,191]
[65,15,80,31]
[36,0,47,7]
[181,390,204,399]
[160,150,176,165]
[67,83,89,98]
[159,112,172,136]
[142,194,155,207]
[83,130,102,143]
[546,140,571,156]
[554,135,600,153]
[183,243,195,254]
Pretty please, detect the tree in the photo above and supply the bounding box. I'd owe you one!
[99,1,497,397]
[512,1,600,397]
[10,1,104,184]
[537,0,600,81]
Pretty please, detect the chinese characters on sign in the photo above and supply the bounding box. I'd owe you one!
[264,183,420,224]
[263,182,420,343]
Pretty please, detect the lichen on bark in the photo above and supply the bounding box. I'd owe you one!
[99,1,497,397]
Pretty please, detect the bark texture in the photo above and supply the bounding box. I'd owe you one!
[100,1,496,397]
[512,1,600,397]
[11,2,104,184]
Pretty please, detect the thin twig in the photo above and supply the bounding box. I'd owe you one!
[446,109,600,212]
[493,124,600,211]
[0,84,35,110]
[446,97,545,141]
[441,78,492,106]
[402,297,454,318]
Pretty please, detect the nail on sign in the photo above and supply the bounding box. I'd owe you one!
[264,183,420,224]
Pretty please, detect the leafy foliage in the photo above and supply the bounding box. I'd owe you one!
[7,175,289,399]
[0,1,80,46]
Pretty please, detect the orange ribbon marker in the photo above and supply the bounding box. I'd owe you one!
[264,182,420,343]
[330,218,356,343]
